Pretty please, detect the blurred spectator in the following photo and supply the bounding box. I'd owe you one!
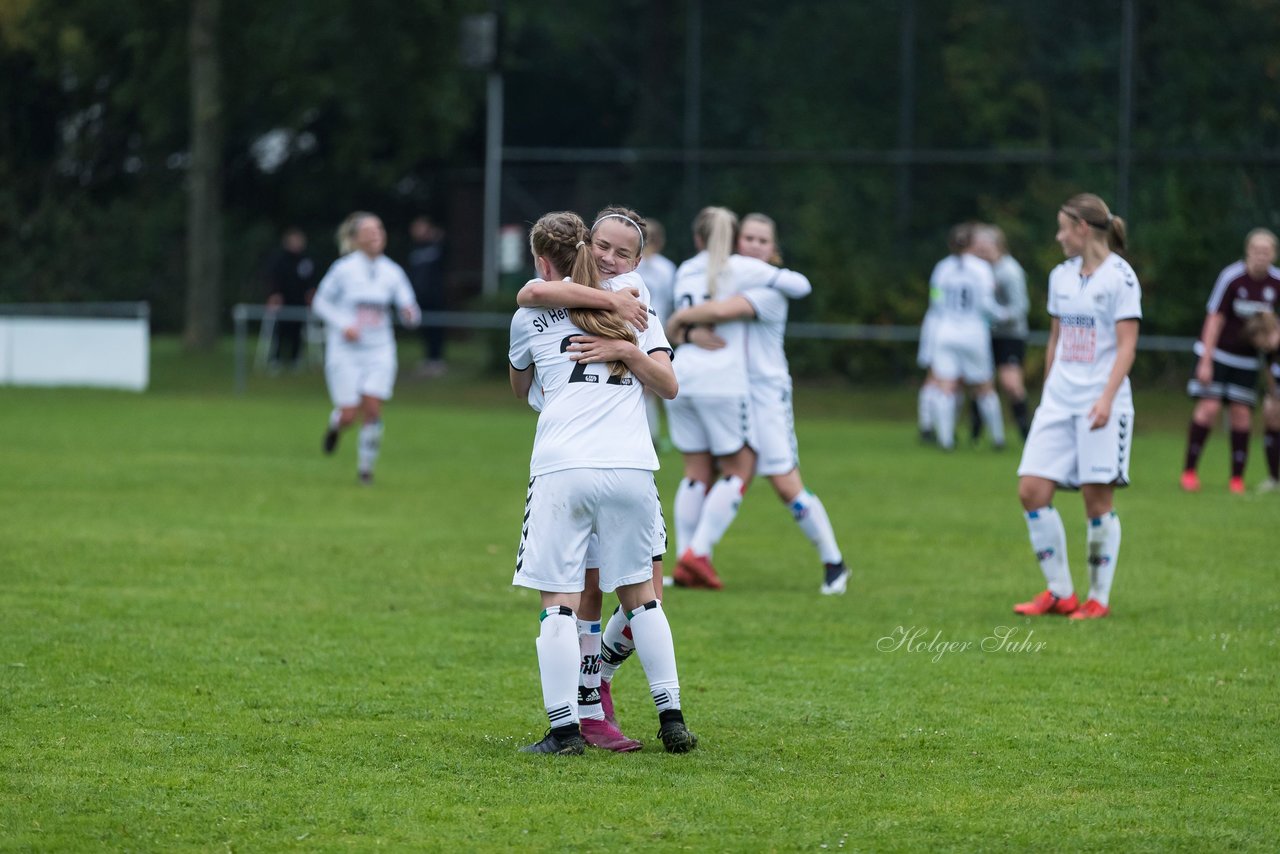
[407,216,448,377]
[264,226,316,371]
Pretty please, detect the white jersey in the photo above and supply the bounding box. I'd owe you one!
[1042,253,1143,413]
[312,253,419,354]
[671,252,811,397]
[742,287,792,388]
[509,300,671,478]
[990,254,1030,339]
[637,253,677,324]
[929,253,999,336]
[524,272,667,413]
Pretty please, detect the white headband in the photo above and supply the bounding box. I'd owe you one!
[591,214,645,254]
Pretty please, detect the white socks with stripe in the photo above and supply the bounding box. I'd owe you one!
[790,490,843,565]
[1025,506,1072,598]
[1086,511,1121,606]
[627,600,681,712]
[689,474,744,557]
[599,605,634,683]
[357,419,383,476]
[931,390,958,449]
[576,618,604,721]
[673,479,707,558]
[535,607,579,729]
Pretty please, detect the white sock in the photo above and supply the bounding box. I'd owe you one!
[918,385,935,432]
[977,391,1005,445]
[328,408,342,430]
[599,605,634,682]
[1086,511,1121,607]
[673,479,707,557]
[535,607,580,728]
[357,419,383,475]
[689,475,744,557]
[789,490,843,565]
[645,395,661,441]
[577,618,604,721]
[932,390,957,449]
[1025,506,1072,598]
[627,601,681,712]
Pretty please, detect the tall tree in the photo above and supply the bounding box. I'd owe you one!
[185,0,222,350]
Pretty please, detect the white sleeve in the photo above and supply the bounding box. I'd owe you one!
[639,308,673,356]
[978,266,1008,324]
[509,312,534,370]
[742,288,788,325]
[1005,261,1029,321]
[310,263,353,330]
[1045,270,1061,318]
[391,263,421,325]
[1114,267,1143,322]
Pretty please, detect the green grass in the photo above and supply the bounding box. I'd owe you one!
[2,338,1277,851]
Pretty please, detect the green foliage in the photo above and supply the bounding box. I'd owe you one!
[1,341,1278,849]
[2,0,1280,343]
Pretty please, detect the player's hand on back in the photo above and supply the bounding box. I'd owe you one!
[611,288,648,331]
[688,326,726,351]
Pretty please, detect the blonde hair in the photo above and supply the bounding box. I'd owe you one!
[1244,311,1279,353]
[1061,194,1127,254]
[336,211,375,255]
[741,212,783,265]
[693,206,738,298]
[529,211,636,377]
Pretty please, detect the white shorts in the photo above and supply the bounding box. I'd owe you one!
[513,468,658,594]
[585,490,667,568]
[666,394,755,456]
[752,382,799,477]
[326,347,397,407]
[931,328,994,384]
[1017,406,1133,489]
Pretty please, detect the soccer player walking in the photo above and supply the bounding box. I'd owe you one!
[1014,193,1142,620]
[311,212,420,484]
[509,211,695,755]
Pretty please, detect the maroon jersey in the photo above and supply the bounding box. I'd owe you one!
[1200,260,1280,367]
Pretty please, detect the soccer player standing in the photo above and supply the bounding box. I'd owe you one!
[1014,193,1142,620]
[1179,228,1280,494]
[508,211,695,755]
[311,212,420,484]
[926,223,1006,451]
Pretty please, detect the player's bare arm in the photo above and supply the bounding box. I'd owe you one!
[1088,319,1140,430]
[515,280,648,330]
[509,364,533,400]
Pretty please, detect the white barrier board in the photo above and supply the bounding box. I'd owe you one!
[0,317,149,391]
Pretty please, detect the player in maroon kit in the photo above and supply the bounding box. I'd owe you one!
[1180,229,1280,494]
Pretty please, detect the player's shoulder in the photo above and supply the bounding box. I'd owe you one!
[378,255,408,276]
[1103,253,1140,288]
[675,252,707,276]
[1217,259,1247,281]
[1050,255,1082,279]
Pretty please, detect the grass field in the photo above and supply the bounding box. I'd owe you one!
[2,338,1278,851]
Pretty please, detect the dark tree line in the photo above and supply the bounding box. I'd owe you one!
[1,1,1278,360]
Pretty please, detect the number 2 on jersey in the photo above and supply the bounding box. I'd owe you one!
[560,336,627,385]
